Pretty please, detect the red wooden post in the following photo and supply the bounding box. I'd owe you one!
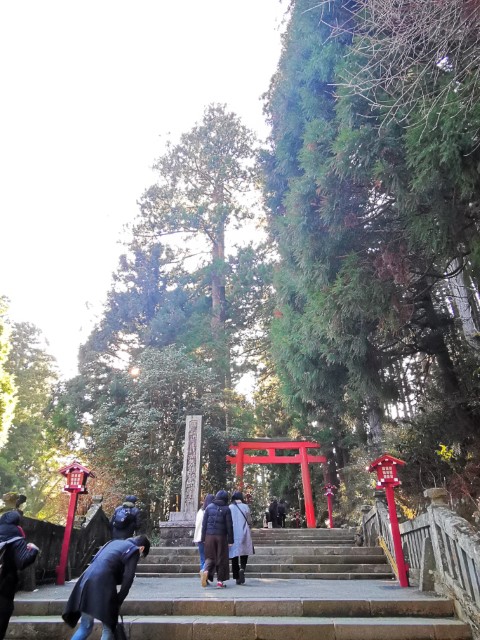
[56,491,79,585]
[300,444,316,528]
[236,443,245,490]
[56,461,94,586]
[327,494,333,528]
[324,483,335,529]
[384,484,409,587]
[368,453,409,588]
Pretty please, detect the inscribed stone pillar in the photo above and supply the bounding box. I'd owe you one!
[168,415,203,524]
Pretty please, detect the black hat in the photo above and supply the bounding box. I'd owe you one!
[125,495,138,503]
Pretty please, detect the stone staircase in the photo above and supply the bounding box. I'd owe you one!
[8,580,472,639]
[136,527,394,580]
[7,527,473,639]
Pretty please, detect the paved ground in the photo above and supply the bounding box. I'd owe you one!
[16,577,445,603]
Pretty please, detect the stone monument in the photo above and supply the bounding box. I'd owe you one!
[159,415,203,545]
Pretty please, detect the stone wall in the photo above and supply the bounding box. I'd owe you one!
[158,522,196,547]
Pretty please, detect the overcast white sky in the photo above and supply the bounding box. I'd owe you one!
[0,1,285,378]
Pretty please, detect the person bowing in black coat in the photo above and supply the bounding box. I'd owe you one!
[0,511,39,640]
[62,534,150,640]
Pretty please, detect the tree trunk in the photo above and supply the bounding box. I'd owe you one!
[448,258,480,354]
[211,222,231,391]
[367,401,383,452]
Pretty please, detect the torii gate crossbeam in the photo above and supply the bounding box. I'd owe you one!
[226,439,326,528]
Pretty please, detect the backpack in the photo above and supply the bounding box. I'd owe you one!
[113,506,133,529]
[0,536,23,578]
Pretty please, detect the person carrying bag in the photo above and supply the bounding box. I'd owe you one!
[228,491,254,585]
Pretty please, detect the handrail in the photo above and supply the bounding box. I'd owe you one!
[378,535,398,578]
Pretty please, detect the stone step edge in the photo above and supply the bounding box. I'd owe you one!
[135,572,395,580]
[142,556,388,561]
[148,546,385,558]
[148,545,385,558]
[251,531,355,535]
[138,566,390,572]
[14,598,456,618]
[6,615,472,640]
[138,563,390,569]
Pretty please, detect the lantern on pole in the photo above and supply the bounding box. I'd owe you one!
[56,461,94,585]
[367,453,408,587]
[323,483,336,529]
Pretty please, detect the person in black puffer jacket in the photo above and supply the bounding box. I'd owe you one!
[0,511,39,640]
[110,495,141,540]
[200,490,233,588]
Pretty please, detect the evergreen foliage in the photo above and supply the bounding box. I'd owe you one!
[85,346,228,526]
[133,103,260,389]
[10,1,480,527]
[263,0,480,519]
[0,298,16,448]
[0,322,74,519]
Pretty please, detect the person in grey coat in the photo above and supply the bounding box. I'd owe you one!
[62,535,150,639]
[228,491,254,585]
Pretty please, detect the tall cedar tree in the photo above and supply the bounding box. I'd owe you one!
[134,104,259,391]
[263,0,388,461]
[264,0,480,508]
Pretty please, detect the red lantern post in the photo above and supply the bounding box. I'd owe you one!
[368,453,409,587]
[324,483,336,529]
[56,461,94,585]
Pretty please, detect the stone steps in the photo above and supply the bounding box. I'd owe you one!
[9,593,472,639]
[147,554,386,562]
[12,596,460,617]
[6,615,472,640]
[139,542,392,580]
[136,571,395,580]
[251,528,356,546]
[6,527,472,639]
[149,545,378,557]
[137,564,391,576]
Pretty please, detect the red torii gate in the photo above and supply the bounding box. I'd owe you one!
[226,439,327,528]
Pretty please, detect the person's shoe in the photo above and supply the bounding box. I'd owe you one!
[239,568,245,584]
[216,581,226,588]
[201,570,209,587]
[236,577,241,585]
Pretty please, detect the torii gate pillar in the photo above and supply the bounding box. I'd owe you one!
[227,439,326,528]
[300,444,316,528]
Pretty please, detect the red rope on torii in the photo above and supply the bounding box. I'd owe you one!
[226,439,327,528]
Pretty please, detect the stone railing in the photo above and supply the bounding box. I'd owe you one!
[362,488,480,640]
[17,495,110,589]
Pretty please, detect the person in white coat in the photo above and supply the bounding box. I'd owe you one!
[193,494,214,572]
[228,491,254,585]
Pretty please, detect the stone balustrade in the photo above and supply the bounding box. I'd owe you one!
[5,495,110,590]
[361,487,480,640]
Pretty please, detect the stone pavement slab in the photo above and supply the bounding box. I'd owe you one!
[16,577,447,603]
